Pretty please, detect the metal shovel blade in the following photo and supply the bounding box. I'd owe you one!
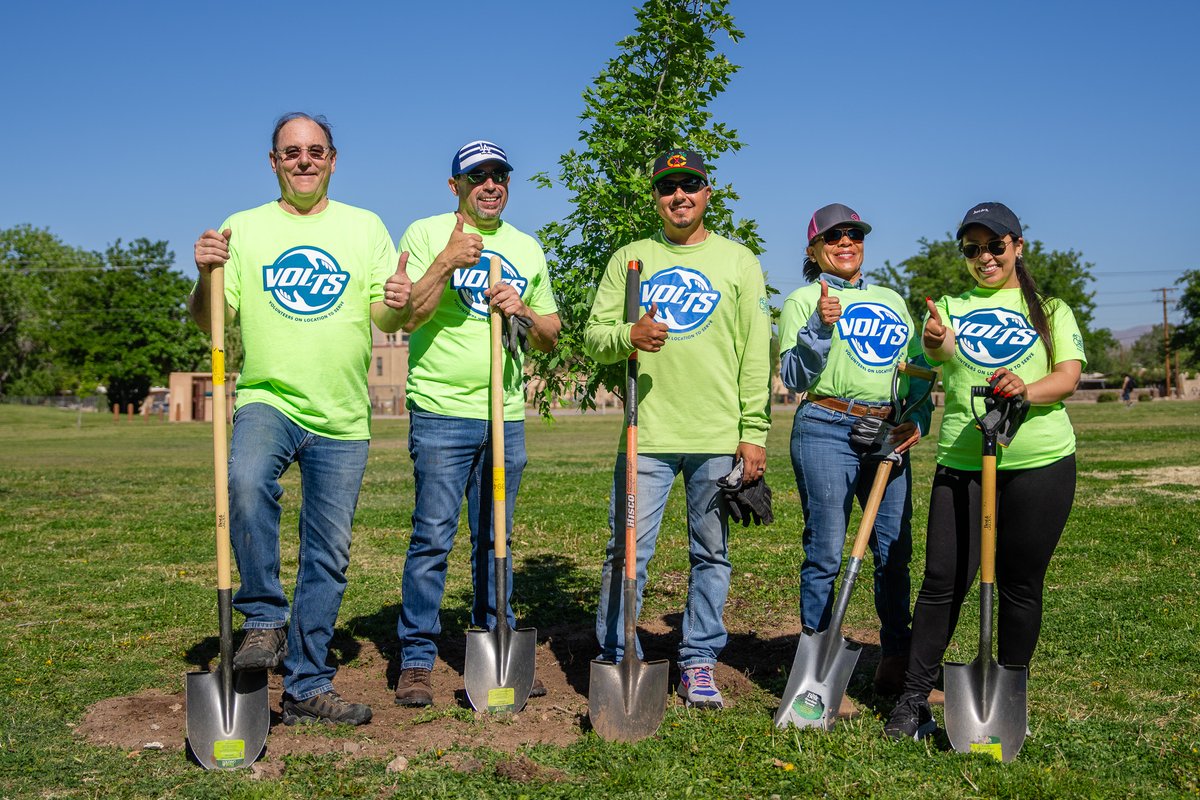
[588,653,669,743]
[774,628,862,730]
[944,657,1028,762]
[185,665,269,770]
[464,623,537,713]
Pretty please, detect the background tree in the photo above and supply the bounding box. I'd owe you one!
[1172,269,1200,371]
[530,0,762,414]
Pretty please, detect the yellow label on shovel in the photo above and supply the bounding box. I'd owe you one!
[487,687,515,712]
[212,349,225,385]
[969,737,1003,761]
[213,738,245,767]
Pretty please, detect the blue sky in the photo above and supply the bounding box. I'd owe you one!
[3,0,1195,337]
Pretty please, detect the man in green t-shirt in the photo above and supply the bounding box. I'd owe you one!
[584,149,772,709]
[392,140,561,707]
[189,112,412,726]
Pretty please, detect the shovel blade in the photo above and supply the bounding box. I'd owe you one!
[588,656,669,743]
[464,625,537,713]
[944,657,1028,762]
[774,629,861,730]
[185,667,270,770]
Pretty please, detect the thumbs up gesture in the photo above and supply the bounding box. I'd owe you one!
[443,212,484,269]
[817,279,842,326]
[923,296,948,351]
[630,302,669,352]
[383,251,412,310]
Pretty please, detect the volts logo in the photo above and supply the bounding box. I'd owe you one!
[262,246,349,315]
[836,302,909,366]
[451,250,529,317]
[640,267,720,333]
[952,307,1039,367]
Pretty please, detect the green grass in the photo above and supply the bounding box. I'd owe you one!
[1,402,1198,798]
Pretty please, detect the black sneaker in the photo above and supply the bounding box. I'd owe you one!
[883,693,936,740]
[281,690,372,726]
[232,627,287,671]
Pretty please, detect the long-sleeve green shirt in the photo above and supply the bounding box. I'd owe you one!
[584,230,772,453]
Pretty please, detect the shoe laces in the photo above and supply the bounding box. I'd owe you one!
[687,667,714,689]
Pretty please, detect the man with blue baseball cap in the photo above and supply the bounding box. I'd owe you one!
[392,140,561,707]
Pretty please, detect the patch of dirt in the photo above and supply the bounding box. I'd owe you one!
[77,615,886,774]
[1082,466,1200,505]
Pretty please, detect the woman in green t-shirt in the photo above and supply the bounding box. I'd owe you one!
[884,202,1086,740]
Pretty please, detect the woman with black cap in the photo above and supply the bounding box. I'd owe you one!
[778,203,933,710]
[883,201,1085,740]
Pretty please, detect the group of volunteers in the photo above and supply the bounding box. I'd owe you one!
[187,112,1085,744]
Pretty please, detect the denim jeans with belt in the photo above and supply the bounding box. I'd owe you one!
[595,452,734,668]
[397,406,527,670]
[227,402,369,700]
[790,400,913,656]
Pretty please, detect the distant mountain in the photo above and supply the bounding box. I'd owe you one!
[1111,325,1153,347]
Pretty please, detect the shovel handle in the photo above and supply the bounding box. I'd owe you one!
[209,266,231,591]
[897,362,937,382]
[980,453,997,585]
[849,458,894,561]
[489,256,508,562]
[623,260,641,581]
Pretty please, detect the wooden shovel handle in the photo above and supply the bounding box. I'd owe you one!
[980,454,997,584]
[489,255,508,561]
[623,260,641,582]
[849,459,894,561]
[209,266,231,591]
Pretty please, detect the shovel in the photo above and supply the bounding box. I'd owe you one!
[588,259,669,743]
[186,264,270,770]
[464,255,537,713]
[775,454,901,730]
[944,384,1030,762]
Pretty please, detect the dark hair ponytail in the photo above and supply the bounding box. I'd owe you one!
[803,257,821,283]
[1014,254,1054,367]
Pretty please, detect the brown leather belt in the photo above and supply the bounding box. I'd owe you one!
[807,394,892,419]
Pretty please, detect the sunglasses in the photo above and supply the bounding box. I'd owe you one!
[655,177,707,195]
[960,239,1010,259]
[461,170,511,185]
[275,145,334,162]
[818,227,866,245]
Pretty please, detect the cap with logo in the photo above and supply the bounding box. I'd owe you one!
[807,203,872,243]
[451,140,513,176]
[956,202,1022,241]
[651,149,708,184]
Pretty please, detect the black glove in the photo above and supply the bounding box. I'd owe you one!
[717,458,774,526]
[503,314,532,360]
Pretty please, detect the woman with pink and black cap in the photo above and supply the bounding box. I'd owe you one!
[883,201,1085,741]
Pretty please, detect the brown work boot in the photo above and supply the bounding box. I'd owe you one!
[232,627,287,671]
[394,667,434,707]
[926,688,945,706]
[873,653,909,696]
[836,692,860,720]
[281,689,372,726]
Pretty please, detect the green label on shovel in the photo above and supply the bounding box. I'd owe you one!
[487,687,516,712]
[791,691,825,721]
[970,736,1003,761]
[213,738,246,767]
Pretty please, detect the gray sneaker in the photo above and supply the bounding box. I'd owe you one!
[281,690,372,726]
[394,667,434,707]
[232,627,287,671]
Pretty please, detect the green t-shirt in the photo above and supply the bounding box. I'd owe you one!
[220,199,396,440]
[928,287,1087,470]
[778,278,922,401]
[399,213,557,421]
[583,230,772,453]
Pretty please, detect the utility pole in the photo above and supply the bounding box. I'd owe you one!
[1154,287,1178,398]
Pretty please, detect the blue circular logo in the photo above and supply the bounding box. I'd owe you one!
[262,246,349,315]
[641,267,721,333]
[450,251,529,317]
[953,307,1039,367]
[836,302,910,366]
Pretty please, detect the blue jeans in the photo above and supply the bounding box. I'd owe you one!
[595,453,733,668]
[227,402,368,700]
[790,401,913,656]
[397,407,527,670]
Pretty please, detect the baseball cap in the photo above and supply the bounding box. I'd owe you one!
[651,149,708,184]
[807,203,872,243]
[956,202,1022,240]
[451,140,513,176]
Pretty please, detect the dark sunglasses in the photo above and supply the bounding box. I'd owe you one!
[960,239,1010,259]
[819,227,866,245]
[461,170,510,185]
[655,177,707,195]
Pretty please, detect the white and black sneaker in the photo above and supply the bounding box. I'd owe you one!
[883,692,936,740]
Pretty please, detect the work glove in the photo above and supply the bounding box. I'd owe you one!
[849,415,899,460]
[503,314,533,361]
[717,458,774,526]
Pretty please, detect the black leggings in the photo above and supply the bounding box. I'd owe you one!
[903,454,1076,697]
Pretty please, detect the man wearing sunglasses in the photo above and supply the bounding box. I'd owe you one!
[392,140,560,707]
[584,148,772,710]
[189,112,412,726]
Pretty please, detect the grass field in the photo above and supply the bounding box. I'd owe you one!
[0,401,1198,799]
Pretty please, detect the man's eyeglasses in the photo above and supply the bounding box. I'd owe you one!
[275,145,334,162]
[461,170,511,185]
[819,227,866,245]
[655,177,707,195]
[960,239,1010,259]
